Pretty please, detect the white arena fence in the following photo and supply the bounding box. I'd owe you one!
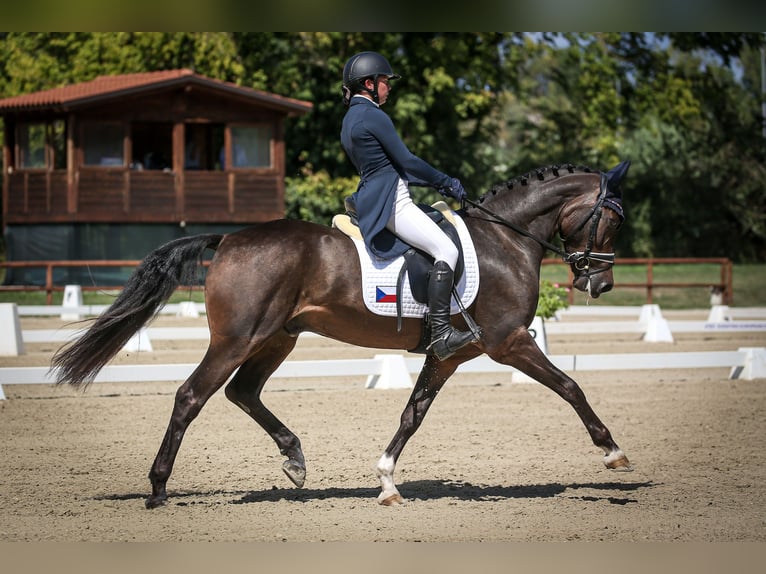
[1,302,765,400]
[12,303,766,345]
[1,348,765,401]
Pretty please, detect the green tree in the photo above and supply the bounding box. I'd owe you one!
[0,32,243,93]
[231,32,523,213]
[498,32,766,261]
[617,36,766,260]
[1,32,765,261]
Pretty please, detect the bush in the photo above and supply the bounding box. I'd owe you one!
[285,169,358,225]
[536,279,569,319]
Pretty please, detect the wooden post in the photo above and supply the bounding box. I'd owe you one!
[45,263,54,305]
[174,122,185,219]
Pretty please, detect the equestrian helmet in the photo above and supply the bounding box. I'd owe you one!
[342,51,400,95]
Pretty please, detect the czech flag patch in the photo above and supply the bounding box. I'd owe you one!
[375,286,397,303]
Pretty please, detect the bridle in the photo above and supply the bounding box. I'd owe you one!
[463,172,617,278]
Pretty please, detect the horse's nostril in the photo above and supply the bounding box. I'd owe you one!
[601,283,613,293]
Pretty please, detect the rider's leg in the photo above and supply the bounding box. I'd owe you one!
[386,180,478,360]
[386,179,460,268]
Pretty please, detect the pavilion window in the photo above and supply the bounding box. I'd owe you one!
[17,120,66,169]
[83,122,125,167]
[228,124,273,169]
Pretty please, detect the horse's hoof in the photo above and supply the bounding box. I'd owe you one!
[282,460,306,488]
[377,491,405,506]
[604,450,633,472]
[145,495,167,509]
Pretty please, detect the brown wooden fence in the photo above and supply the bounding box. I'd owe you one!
[0,257,733,306]
[542,257,733,305]
[0,260,207,304]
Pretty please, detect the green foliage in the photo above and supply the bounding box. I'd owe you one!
[229,32,519,195]
[1,32,765,261]
[505,32,766,261]
[536,279,570,319]
[0,32,243,91]
[284,169,357,226]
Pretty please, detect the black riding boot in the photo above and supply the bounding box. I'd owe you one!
[427,260,479,360]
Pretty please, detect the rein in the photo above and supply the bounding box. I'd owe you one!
[462,172,615,277]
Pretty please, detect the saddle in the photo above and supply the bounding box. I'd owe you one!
[336,197,465,300]
[333,198,480,353]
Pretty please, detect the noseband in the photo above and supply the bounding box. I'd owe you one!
[464,172,617,278]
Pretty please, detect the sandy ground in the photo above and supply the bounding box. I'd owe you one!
[1,310,765,543]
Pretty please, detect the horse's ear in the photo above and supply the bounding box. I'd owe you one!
[605,160,630,197]
[603,160,629,224]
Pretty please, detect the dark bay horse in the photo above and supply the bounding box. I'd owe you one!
[52,162,632,509]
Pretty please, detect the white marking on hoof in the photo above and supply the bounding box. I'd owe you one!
[375,453,404,505]
[603,449,633,471]
[378,491,405,506]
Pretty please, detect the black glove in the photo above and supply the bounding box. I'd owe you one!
[439,177,466,201]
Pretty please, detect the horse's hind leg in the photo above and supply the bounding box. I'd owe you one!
[224,332,307,488]
[146,342,246,509]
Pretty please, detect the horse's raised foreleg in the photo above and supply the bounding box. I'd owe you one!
[146,342,246,509]
[490,326,631,471]
[375,354,460,505]
[224,333,307,488]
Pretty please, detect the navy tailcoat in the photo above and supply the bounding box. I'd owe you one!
[340,96,452,259]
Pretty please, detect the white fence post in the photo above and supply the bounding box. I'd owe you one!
[641,304,674,343]
[123,327,153,352]
[511,317,548,384]
[365,354,413,389]
[176,301,200,318]
[730,347,766,380]
[0,303,25,356]
[707,305,732,323]
[529,316,548,355]
[61,285,83,320]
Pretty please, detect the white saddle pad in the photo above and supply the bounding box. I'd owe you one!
[346,210,480,318]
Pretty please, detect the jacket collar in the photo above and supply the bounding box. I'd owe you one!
[350,94,379,108]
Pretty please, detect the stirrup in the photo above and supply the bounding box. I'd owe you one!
[427,328,479,361]
[451,285,483,342]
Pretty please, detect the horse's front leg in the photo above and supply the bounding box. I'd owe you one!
[490,326,631,471]
[375,354,460,505]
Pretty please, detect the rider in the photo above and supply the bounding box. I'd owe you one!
[340,50,480,360]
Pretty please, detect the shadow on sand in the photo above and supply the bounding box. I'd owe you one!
[95,479,654,506]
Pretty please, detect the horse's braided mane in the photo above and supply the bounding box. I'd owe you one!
[478,163,598,203]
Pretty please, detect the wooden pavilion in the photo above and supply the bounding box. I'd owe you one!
[0,69,312,283]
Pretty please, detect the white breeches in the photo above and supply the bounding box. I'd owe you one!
[386,178,459,270]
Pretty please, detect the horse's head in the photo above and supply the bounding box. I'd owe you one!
[558,161,629,298]
[467,161,629,299]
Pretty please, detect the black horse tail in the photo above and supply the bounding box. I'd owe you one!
[51,233,224,388]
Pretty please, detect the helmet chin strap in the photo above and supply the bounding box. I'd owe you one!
[362,76,380,104]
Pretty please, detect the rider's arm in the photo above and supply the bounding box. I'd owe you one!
[368,109,451,189]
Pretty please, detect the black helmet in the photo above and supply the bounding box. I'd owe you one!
[342,51,400,106]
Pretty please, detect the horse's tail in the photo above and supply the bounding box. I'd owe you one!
[51,233,224,388]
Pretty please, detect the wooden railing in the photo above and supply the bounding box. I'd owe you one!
[1,257,734,306]
[0,260,207,304]
[542,257,734,305]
